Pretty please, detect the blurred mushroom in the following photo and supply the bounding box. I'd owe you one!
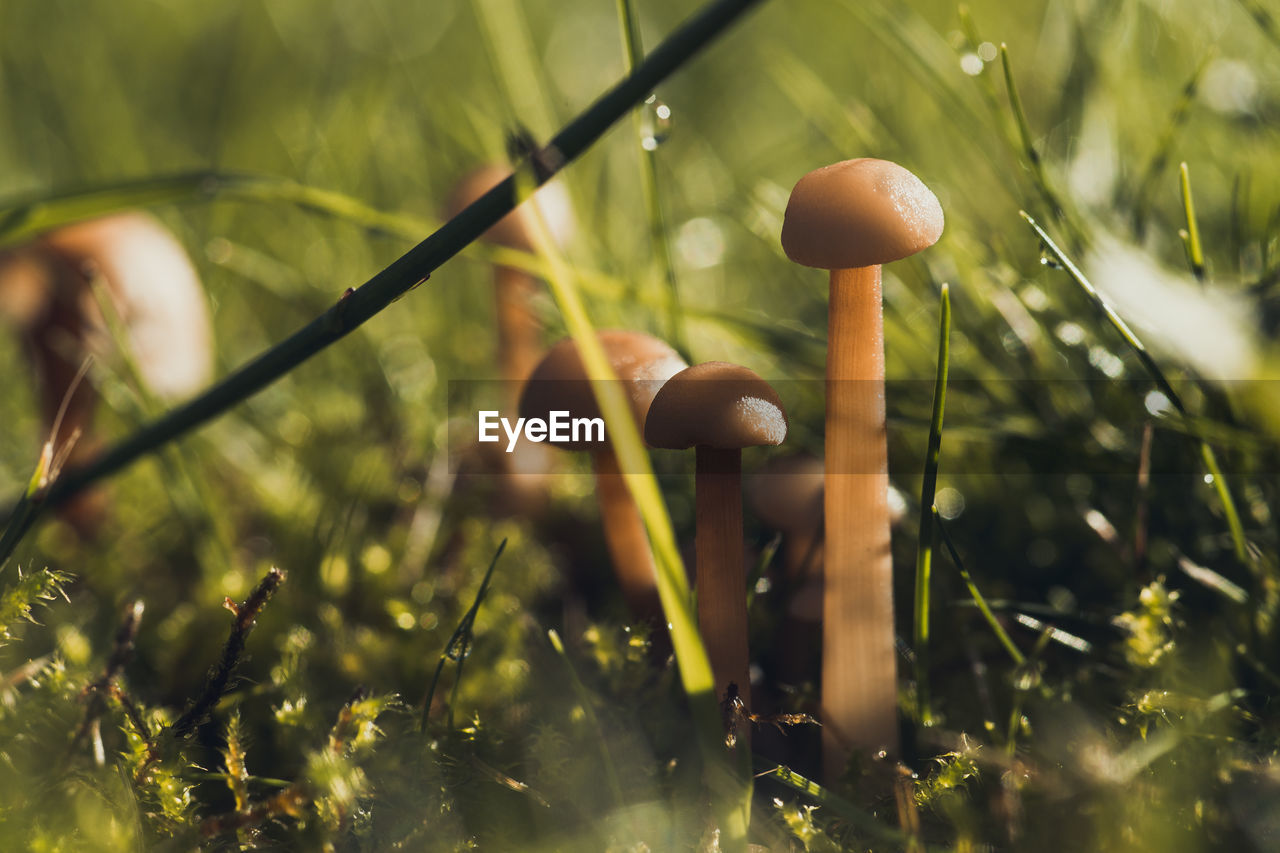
[749,454,825,687]
[520,330,686,624]
[0,212,212,533]
[645,361,787,738]
[448,164,573,407]
[782,158,943,773]
[449,165,574,506]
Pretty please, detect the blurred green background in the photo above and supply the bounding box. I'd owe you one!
[2,0,1279,848]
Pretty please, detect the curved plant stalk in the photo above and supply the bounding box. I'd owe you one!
[0,0,768,564]
[912,283,951,727]
[1023,211,1248,565]
[616,0,689,357]
[999,45,1086,250]
[935,513,1025,667]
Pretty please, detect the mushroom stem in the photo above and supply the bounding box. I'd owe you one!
[823,263,896,772]
[695,445,752,732]
[593,449,663,625]
[494,264,541,412]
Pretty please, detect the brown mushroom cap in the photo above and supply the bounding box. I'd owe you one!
[0,248,56,327]
[39,212,212,399]
[448,164,574,252]
[781,158,944,270]
[644,362,788,450]
[519,330,687,451]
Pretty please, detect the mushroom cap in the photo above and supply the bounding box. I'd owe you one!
[781,158,943,270]
[519,330,687,451]
[0,248,56,327]
[40,212,212,398]
[448,164,574,252]
[644,362,788,450]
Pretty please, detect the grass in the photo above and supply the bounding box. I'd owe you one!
[2,0,1280,848]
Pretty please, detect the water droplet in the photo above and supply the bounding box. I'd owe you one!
[640,94,672,151]
[1144,390,1172,417]
[1014,664,1041,691]
[1039,249,1064,270]
[1203,473,1215,485]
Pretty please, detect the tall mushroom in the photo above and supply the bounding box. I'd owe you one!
[781,158,943,776]
[0,212,212,533]
[520,330,686,625]
[645,362,787,740]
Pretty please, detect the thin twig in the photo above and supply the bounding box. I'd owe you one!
[69,600,144,756]
[0,0,768,566]
[171,567,285,738]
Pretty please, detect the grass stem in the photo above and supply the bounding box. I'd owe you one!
[912,283,951,727]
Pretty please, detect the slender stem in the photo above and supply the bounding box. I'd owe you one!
[695,446,751,724]
[912,283,951,727]
[494,264,541,411]
[0,0,767,565]
[823,264,897,779]
[594,450,663,625]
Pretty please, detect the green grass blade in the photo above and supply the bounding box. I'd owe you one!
[1236,0,1280,49]
[1022,211,1248,564]
[523,182,750,849]
[421,539,505,732]
[1179,162,1207,281]
[616,0,689,358]
[547,629,628,815]
[912,283,951,727]
[936,513,1025,667]
[471,0,560,138]
[1131,52,1214,234]
[999,45,1084,248]
[753,760,918,848]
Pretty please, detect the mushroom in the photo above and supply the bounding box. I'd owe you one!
[645,361,787,738]
[448,164,573,408]
[749,454,825,686]
[781,158,943,774]
[0,212,212,533]
[519,330,686,624]
[449,165,574,506]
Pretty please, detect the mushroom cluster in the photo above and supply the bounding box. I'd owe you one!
[459,155,944,782]
[519,330,687,626]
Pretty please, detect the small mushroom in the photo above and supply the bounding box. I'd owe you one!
[0,212,212,533]
[645,362,787,735]
[520,330,686,624]
[782,158,943,773]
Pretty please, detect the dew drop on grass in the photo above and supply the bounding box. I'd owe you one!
[1039,248,1064,269]
[1144,390,1172,417]
[640,94,672,151]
